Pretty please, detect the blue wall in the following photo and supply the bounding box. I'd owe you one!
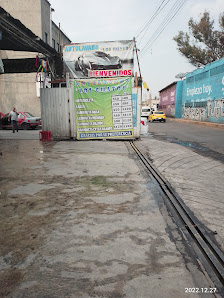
[175,81,183,118]
[176,59,224,123]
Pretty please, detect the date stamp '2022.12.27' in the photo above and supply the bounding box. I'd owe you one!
[185,288,217,294]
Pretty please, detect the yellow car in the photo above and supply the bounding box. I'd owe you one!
[149,111,166,122]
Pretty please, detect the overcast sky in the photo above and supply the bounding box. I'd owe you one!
[49,0,224,97]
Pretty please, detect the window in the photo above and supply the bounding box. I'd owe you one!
[95,51,109,58]
[45,32,48,44]
[194,101,207,108]
[24,112,34,118]
[186,76,194,84]
[195,71,208,81]
[184,102,193,108]
[57,43,59,52]
[210,64,224,76]
[52,38,55,49]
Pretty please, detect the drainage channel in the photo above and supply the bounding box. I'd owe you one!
[129,141,224,296]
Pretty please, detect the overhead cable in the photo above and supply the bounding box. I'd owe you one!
[139,0,186,56]
[139,0,189,60]
[137,0,172,46]
[136,0,169,39]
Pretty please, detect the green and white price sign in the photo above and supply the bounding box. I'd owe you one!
[74,77,134,140]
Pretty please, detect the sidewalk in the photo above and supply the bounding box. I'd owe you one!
[0,139,216,298]
[139,135,224,251]
[167,117,224,129]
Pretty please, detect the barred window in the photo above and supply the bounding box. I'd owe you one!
[186,76,194,84]
[210,64,224,76]
[195,71,209,81]
[184,101,193,107]
[194,101,207,108]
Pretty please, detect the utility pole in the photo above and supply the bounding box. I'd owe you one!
[59,22,61,53]
[133,37,141,79]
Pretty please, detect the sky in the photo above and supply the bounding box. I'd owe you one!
[49,0,224,97]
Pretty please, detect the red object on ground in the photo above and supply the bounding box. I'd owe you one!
[141,120,145,125]
[39,131,51,141]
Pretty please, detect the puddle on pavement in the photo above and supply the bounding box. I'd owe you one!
[151,133,224,163]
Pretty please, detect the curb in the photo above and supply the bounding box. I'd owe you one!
[167,118,224,129]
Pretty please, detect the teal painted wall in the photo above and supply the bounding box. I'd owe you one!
[179,59,224,123]
[175,81,183,118]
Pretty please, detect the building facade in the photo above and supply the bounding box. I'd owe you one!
[159,82,176,117]
[176,59,224,123]
[0,0,71,116]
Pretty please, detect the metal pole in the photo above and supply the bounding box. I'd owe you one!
[59,22,61,53]
[133,37,142,79]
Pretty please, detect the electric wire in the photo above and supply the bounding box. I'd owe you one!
[139,0,187,57]
[137,0,172,46]
[139,0,189,60]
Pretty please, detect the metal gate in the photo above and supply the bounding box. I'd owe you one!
[40,86,75,139]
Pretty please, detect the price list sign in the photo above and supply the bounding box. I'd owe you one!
[74,77,134,140]
[112,95,133,130]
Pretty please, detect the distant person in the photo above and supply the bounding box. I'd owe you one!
[9,107,19,133]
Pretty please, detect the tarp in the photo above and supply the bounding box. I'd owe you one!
[74,77,134,140]
[64,40,134,79]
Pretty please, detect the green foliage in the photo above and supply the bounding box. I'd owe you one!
[173,11,224,66]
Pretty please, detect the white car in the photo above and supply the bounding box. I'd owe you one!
[141,107,151,118]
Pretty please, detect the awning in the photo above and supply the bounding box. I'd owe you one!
[0,6,63,77]
[0,7,58,57]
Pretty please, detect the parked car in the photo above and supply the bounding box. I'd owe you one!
[75,51,122,76]
[0,112,4,120]
[149,111,166,122]
[1,112,41,130]
[141,106,151,118]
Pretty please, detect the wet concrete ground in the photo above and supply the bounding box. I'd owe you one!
[0,139,218,297]
[139,136,224,252]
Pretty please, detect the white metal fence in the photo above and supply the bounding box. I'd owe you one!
[40,86,75,139]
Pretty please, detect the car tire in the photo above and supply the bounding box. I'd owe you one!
[21,122,30,130]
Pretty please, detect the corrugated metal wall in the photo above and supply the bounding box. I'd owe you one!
[40,87,75,139]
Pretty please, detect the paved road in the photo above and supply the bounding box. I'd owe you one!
[147,119,224,157]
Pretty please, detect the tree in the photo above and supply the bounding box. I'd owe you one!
[173,11,224,67]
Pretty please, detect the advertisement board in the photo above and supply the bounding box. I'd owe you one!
[64,40,134,79]
[74,77,134,140]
